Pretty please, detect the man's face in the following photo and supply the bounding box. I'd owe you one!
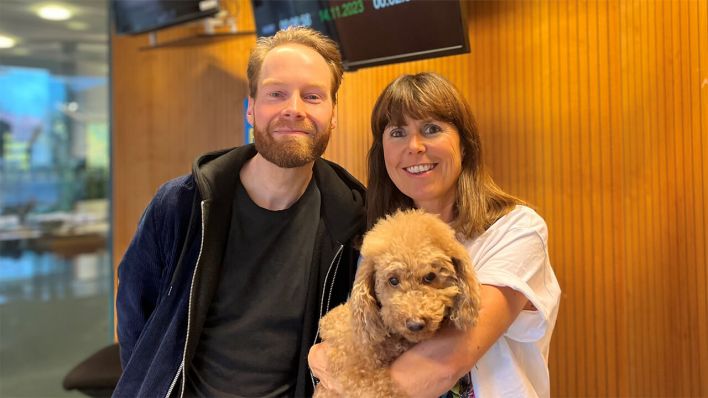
[247,43,337,168]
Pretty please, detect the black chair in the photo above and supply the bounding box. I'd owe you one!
[63,343,122,397]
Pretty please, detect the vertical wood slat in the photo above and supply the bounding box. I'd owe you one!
[605,1,629,395]
[594,1,613,394]
[662,0,682,393]
[698,1,708,395]
[112,1,708,396]
[622,1,639,393]
[645,1,663,394]
[672,1,690,395]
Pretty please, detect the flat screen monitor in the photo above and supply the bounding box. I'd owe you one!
[113,0,220,35]
[250,0,468,71]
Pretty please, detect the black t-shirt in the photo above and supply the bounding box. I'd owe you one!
[185,177,320,397]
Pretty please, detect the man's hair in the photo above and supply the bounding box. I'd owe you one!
[367,72,523,239]
[247,26,344,103]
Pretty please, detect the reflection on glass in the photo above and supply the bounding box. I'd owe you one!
[0,0,111,395]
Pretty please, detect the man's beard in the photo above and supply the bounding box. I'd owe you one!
[253,118,332,168]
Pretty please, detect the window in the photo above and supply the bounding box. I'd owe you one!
[0,1,112,395]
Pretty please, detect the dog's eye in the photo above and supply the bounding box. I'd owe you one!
[423,272,436,283]
[388,277,400,286]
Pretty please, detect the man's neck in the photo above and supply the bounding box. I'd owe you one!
[239,153,315,211]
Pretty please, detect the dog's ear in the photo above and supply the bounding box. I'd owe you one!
[350,257,388,345]
[449,255,482,330]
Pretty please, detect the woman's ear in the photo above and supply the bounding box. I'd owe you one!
[350,257,387,345]
[449,255,481,330]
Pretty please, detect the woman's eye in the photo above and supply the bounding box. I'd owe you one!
[388,128,405,138]
[388,276,400,286]
[423,124,442,135]
[423,272,436,283]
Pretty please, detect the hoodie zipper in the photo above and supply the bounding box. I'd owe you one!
[310,244,343,388]
[315,244,343,341]
[165,200,207,398]
[165,200,345,395]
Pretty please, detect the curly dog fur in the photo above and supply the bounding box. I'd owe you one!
[314,209,482,398]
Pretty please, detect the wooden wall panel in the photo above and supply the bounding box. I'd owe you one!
[111,1,254,266]
[112,0,707,396]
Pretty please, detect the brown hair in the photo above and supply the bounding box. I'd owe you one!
[247,26,344,103]
[367,72,523,240]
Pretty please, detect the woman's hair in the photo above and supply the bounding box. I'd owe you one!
[367,72,523,239]
[247,26,344,104]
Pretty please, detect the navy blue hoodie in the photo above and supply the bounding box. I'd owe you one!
[114,145,366,397]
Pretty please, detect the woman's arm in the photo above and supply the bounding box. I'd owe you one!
[390,284,530,398]
[308,284,530,396]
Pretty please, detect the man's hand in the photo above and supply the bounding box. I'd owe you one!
[308,342,344,394]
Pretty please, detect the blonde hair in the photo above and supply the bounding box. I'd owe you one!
[367,72,523,239]
[247,26,344,103]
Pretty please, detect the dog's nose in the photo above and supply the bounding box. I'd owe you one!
[406,319,426,332]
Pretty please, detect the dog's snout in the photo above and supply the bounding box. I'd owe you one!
[406,319,426,332]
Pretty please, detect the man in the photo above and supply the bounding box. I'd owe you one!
[114,27,366,397]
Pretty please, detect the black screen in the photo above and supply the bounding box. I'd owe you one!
[250,0,468,71]
[113,0,220,35]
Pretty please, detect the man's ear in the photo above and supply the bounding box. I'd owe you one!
[246,97,254,125]
[330,104,337,130]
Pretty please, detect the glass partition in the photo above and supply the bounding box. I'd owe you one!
[0,0,112,396]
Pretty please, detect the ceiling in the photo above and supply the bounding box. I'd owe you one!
[0,0,109,76]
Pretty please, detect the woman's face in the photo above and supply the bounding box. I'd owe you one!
[382,115,463,218]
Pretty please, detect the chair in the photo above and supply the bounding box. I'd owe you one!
[63,343,122,397]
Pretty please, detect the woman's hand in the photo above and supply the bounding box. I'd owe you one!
[308,342,344,394]
[390,285,531,398]
[390,326,474,398]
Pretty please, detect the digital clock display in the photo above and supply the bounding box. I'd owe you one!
[318,0,365,22]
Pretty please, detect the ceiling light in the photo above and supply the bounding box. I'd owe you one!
[0,35,17,49]
[12,48,30,56]
[37,4,73,21]
[67,21,88,31]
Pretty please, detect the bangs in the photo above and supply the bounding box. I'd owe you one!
[376,74,458,131]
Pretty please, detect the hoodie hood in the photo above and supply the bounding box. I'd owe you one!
[191,144,365,244]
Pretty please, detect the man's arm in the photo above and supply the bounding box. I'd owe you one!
[115,195,166,368]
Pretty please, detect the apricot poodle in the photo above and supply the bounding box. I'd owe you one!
[314,209,481,398]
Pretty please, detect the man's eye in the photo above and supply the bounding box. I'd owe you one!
[304,94,323,102]
[422,272,436,283]
[388,276,400,286]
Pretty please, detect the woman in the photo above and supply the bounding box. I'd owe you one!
[310,72,561,397]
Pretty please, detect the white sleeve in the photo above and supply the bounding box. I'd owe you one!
[468,208,561,342]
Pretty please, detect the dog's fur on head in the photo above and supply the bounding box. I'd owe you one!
[314,209,481,398]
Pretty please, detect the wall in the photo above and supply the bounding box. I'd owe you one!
[112,1,707,396]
